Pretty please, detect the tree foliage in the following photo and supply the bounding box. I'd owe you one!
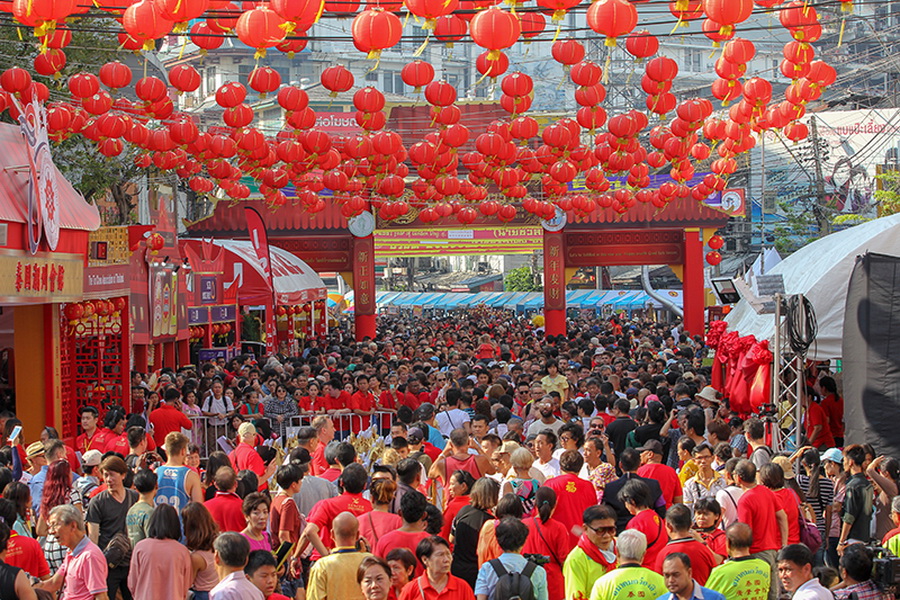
[0,16,144,223]
[505,266,541,292]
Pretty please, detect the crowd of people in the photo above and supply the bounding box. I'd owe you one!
[0,313,890,600]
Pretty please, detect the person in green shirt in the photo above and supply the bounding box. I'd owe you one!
[126,469,158,546]
[563,504,618,600]
[882,497,900,557]
[590,529,666,600]
[705,523,771,600]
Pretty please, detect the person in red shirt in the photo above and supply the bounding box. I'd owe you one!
[310,416,335,477]
[323,379,353,416]
[306,464,372,552]
[0,498,50,581]
[229,423,272,491]
[817,376,844,446]
[350,374,377,431]
[440,471,474,542]
[298,382,325,414]
[735,459,788,555]
[622,478,668,570]
[204,466,247,532]
[656,504,717,583]
[760,463,801,545]
[522,486,573,600]
[75,406,102,456]
[149,388,193,447]
[636,440,684,508]
[374,491,430,575]
[543,450,598,545]
[692,497,727,562]
[803,394,834,450]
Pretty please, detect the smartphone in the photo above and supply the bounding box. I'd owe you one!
[8,425,21,445]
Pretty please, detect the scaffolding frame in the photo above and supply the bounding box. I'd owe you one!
[771,293,807,452]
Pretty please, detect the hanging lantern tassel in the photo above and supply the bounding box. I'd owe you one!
[314,0,326,23]
[178,35,188,60]
[254,48,267,60]
[413,30,431,57]
[142,40,154,52]
[367,49,382,72]
[841,0,853,11]
[552,20,562,42]
[838,17,846,47]
[602,46,612,84]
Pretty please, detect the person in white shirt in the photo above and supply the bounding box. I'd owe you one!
[777,544,834,600]
[525,399,564,438]
[715,458,745,529]
[435,389,471,437]
[532,430,561,480]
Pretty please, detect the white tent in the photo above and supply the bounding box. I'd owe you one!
[724,213,900,360]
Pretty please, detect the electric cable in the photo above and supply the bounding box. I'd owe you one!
[785,293,817,356]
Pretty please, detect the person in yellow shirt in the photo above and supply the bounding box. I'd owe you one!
[540,362,570,401]
[308,512,372,600]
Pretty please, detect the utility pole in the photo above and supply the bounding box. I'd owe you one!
[808,117,832,236]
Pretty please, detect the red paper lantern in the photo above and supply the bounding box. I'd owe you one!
[248,66,282,97]
[424,80,456,107]
[67,73,97,99]
[169,64,201,93]
[434,14,467,47]
[587,0,638,47]
[135,77,167,103]
[703,0,752,36]
[271,0,321,28]
[1,68,31,94]
[625,30,658,59]
[122,0,174,50]
[404,0,459,29]
[723,37,756,64]
[147,232,165,253]
[352,8,403,59]
[518,12,545,40]
[476,51,509,78]
[551,39,584,66]
[353,86,384,112]
[320,65,354,97]
[157,0,209,27]
[33,50,66,77]
[216,82,247,108]
[190,22,224,53]
[235,7,287,58]
[401,61,435,92]
[706,251,722,266]
[470,7,520,59]
[99,61,132,90]
[63,303,85,322]
[708,235,724,250]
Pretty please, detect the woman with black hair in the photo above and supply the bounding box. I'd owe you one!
[128,504,192,600]
[522,486,572,600]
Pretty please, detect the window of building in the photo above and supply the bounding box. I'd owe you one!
[685,48,702,72]
[204,66,216,95]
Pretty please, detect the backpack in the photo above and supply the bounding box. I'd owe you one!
[488,558,537,600]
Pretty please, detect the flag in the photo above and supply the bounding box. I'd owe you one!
[245,207,277,356]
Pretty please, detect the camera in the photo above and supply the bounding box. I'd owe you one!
[757,403,778,419]
[870,546,900,591]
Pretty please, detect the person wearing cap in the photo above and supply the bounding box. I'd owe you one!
[149,387,193,448]
[637,440,683,509]
[74,450,103,506]
[28,440,67,516]
[86,455,138,598]
[230,423,273,491]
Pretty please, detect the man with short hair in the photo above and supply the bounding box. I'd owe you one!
[735,459,788,600]
[36,504,108,600]
[533,430,562,480]
[706,523,771,600]
[544,450,598,544]
[603,448,666,532]
[776,544,833,600]
[589,529,666,600]
[656,504,716,585]
[307,512,372,600]
[211,532,265,600]
[206,467,247,532]
[605,398,636,459]
[156,432,204,511]
[743,419,772,469]
[245,550,291,600]
[373,491,429,561]
[474,517,548,600]
[86,455,137,599]
[75,406,102,456]
[658,553,727,600]
[833,544,889,600]
[637,440,684,508]
[526,398,565,438]
[435,388,471,437]
[428,428,493,487]
[838,444,874,548]
[310,416,336,476]
[563,504,618,600]
[149,387,193,447]
[306,464,373,551]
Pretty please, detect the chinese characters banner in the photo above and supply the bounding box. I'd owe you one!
[352,235,376,316]
[543,232,566,311]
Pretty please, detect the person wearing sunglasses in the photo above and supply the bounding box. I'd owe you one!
[562,504,618,600]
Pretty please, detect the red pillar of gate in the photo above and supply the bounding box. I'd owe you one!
[543,231,566,337]
[163,341,176,369]
[683,228,705,336]
[352,235,377,341]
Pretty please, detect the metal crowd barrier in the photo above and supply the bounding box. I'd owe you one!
[186,412,396,460]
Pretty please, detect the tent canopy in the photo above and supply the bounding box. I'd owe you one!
[188,239,326,306]
[724,214,900,360]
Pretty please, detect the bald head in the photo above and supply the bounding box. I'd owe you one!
[332,511,360,546]
[725,522,753,557]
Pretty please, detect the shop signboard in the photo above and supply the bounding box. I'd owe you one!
[0,249,83,303]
